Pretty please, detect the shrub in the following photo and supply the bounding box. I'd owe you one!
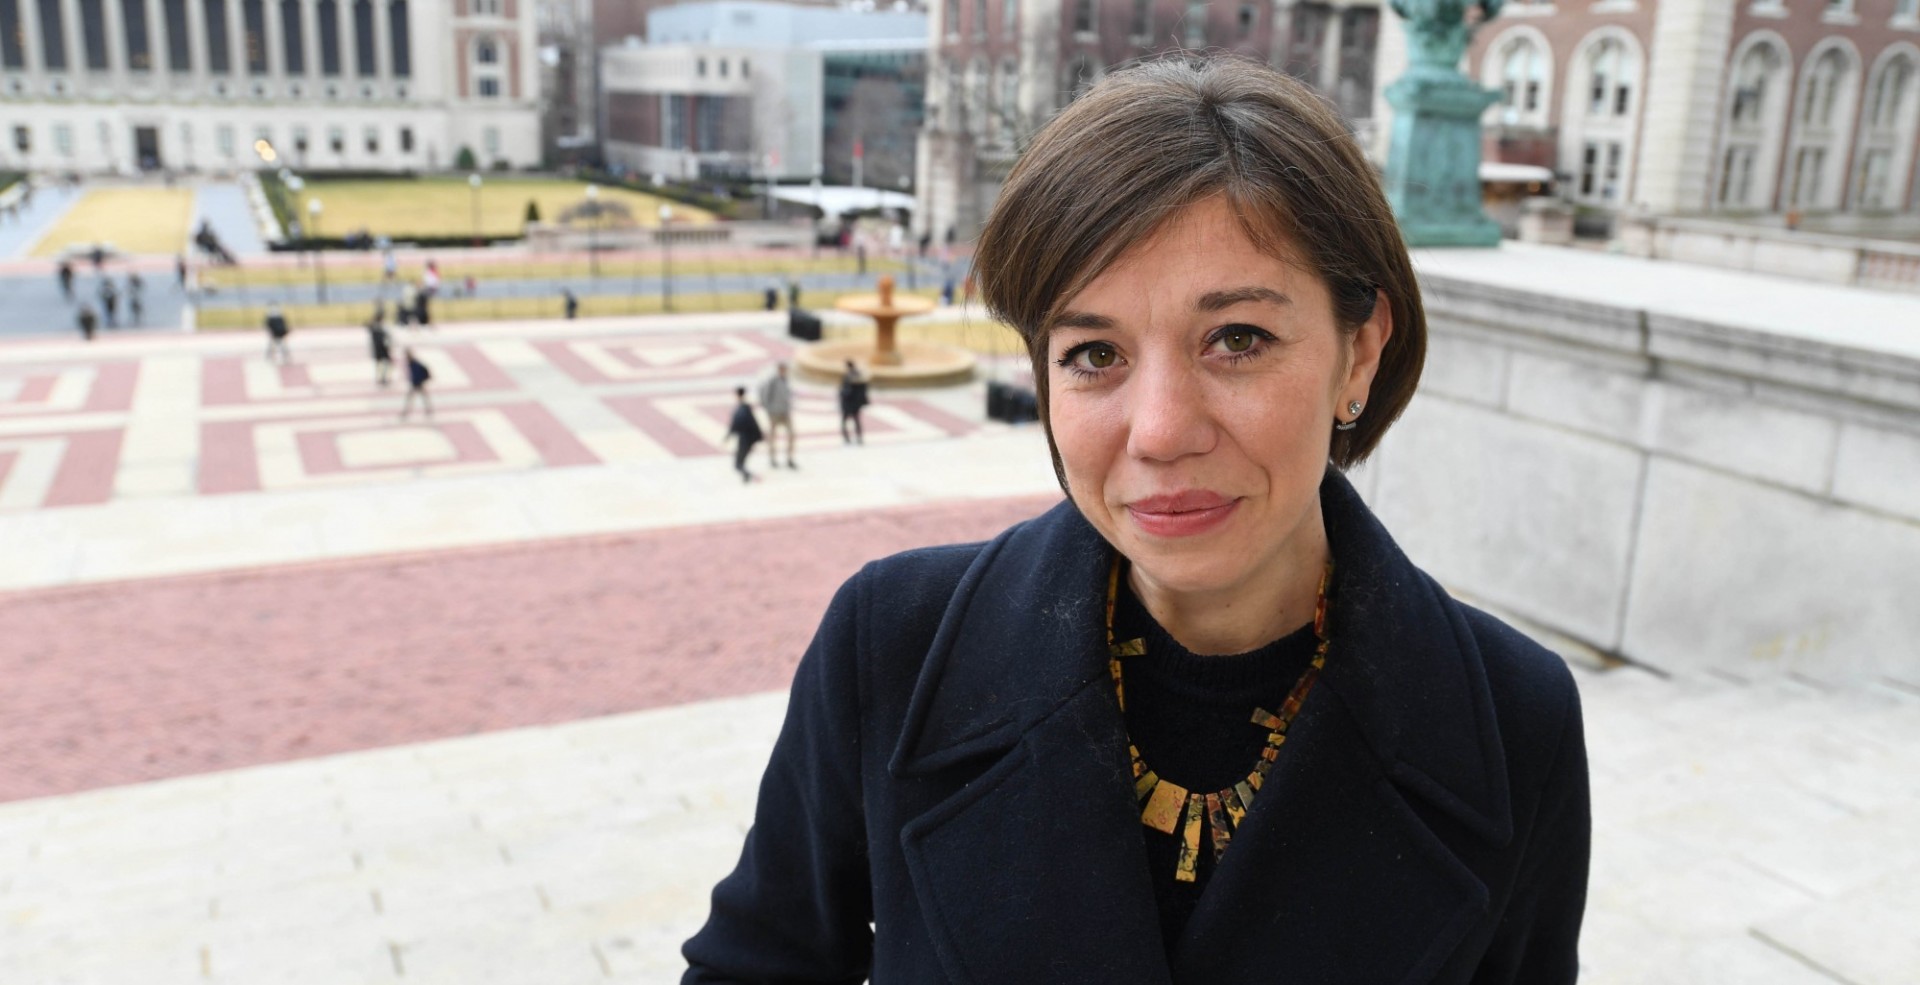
[454,145,478,171]
[524,200,541,224]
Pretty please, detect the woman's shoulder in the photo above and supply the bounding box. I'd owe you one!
[1451,600,1585,767]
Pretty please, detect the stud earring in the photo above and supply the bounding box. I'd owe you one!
[1334,400,1362,432]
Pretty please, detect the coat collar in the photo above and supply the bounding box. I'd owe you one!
[890,470,1515,984]
[889,469,1512,846]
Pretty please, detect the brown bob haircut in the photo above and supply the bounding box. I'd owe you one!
[974,55,1426,485]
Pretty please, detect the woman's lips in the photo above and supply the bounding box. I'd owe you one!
[1125,492,1239,538]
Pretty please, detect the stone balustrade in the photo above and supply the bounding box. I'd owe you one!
[1356,260,1920,684]
[1616,213,1920,294]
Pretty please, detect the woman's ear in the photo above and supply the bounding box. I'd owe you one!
[1341,289,1393,408]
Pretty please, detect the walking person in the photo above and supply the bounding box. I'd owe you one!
[58,260,74,300]
[367,306,394,387]
[263,303,291,364]
[397,281,417,327]
[414,282,432,329]
[400,348,433,420]
[563,288,579,319]
[98,278,119,328]
[126,272,143,326]
[725,386,763,484]
[76,303,98,341]
[758,361,798,470]
[839,360,868,445]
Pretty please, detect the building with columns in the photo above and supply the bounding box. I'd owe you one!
[917,0,1383,243]
[1445,0,1920,217]
[0,0,541,174]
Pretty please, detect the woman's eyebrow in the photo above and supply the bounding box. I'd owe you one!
[1049,309,1117,332]
[1196,286,1292,311]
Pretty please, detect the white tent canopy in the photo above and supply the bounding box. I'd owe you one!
[771,184,914,216]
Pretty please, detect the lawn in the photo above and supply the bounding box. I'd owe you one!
[291,178,715,240]
[32,187,195,257]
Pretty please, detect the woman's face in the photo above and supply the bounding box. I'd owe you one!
[1046,196,1391,600]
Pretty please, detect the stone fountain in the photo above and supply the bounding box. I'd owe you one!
[793,274,976,386]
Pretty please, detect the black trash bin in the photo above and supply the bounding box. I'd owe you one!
[788,308,822,341]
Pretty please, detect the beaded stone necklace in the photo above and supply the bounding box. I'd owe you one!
[1105,556,1334,883]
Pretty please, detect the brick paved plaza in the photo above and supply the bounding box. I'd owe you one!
[1,310,1916,984]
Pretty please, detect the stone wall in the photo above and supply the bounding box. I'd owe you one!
[1355,271,1920,685]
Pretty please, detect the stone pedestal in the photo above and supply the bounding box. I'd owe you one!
[1384,72,1503,247]
[1518,197,1576,246]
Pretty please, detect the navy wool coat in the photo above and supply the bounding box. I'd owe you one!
[683,470,1590,984]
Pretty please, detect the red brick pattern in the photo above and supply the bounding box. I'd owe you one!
[0,494,1064,803]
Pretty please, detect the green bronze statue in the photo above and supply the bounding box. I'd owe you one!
[1383,0,1506,246]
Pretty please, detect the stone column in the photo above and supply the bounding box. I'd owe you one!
[1319,1,1344,97]
[1633,0,1735,214]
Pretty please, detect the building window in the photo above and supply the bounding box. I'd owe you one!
[164,0,189,70]
[11,125,28,153]
[1073,0,1092,33]
[1004,0,1017,34]
[484,126,500,158]
[122,0,152,70]
[243,0,266,73]
[1494,34,1546,123]
[1729,45,1779,127]
[79,0,107,70]
[1858,148,1893,207]
[478,76,498,96]
[1801,48,1848,127]
[473,0,499,13]
[55,123,73,155]
[293,126,307,153]
[1865,55,1912,128]
[1585,38,1630,117]
[216,124,234,156]
[695,55,705,76]
[206,0,232,74]
[1185,0,1207,47]
[718,57,728,78]
[37,0,65,70]
[279,0,302,72]
[329,126,344,153]
[318,0,340,75]
[973,0,986,38]
[352,0,373,76]
[1898,0,1919,18]
[399,125,413,152]
[389,0,409,77]
[0,0,23,70]
[741,59,749,78]
[943,0,957,37]
[364,126,378,153]
[477,37,496,63]
[1238,4,1258,38]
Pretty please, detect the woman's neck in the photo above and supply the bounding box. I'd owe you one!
[1128,512,1329,657]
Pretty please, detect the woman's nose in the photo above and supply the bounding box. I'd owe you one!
[1125,360,1216,462]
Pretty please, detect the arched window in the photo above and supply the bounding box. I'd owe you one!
[1492,34,1547,125]
[1729,45,1780,128]
[1865,54,1911,130]
[1802,49,1847,127]
[476,37,497,65]
[1586,39,1631,118]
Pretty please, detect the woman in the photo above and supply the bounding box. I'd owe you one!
[684,57,1589,984]
[839,359,869,445]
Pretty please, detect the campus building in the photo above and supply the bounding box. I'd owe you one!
[917,0,1383,242]
[1458,0,1920,216]
[599,0,926,185]
[0,0,541,175]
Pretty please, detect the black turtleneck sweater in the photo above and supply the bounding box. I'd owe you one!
[1111,578,1319,951]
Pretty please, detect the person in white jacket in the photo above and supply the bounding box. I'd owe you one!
[758,362,798,470]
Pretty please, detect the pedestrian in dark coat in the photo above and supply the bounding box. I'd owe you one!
[683,56,1590,985]
[76,303,98,341]
[367,310,393,387]
[725,386,763,484]
[58,260,74,300]
[838,360,868,445]
[98,278,118,328]
[400,348,432,420]
[263,304,291,364]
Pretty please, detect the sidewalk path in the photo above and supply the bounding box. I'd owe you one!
[191,181,268,258]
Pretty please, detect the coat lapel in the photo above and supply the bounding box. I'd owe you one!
[1173,472,1515,982]
[891,500,1172,985]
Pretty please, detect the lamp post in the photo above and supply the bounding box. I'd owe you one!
[468,173,482,243]
[658,203,673,313]
[307,197,326,303]
[584,184,599,278]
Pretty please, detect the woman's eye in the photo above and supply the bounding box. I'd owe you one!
[1058,342,1119,372]
[1208,324,1275,358]
[1220,328,1258,353]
